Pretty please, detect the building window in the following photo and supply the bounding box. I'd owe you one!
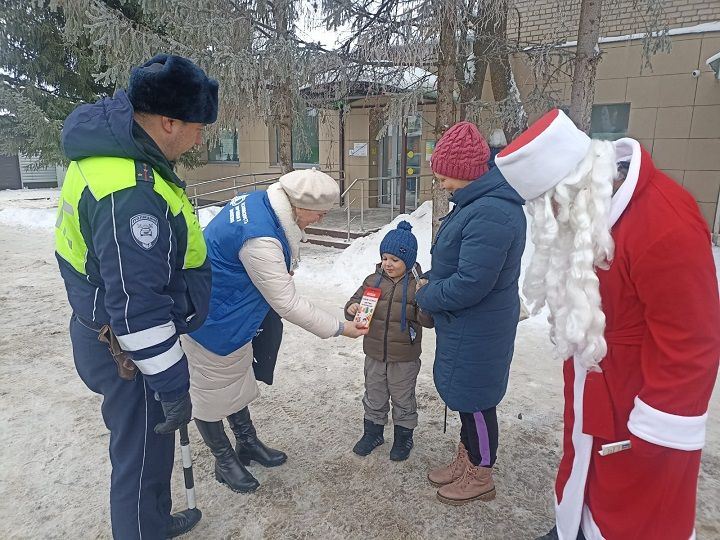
[272,110,320,167]
[590,103,630,141]
[208,130,239,162]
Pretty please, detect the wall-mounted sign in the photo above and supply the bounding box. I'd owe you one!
[349,142,368,157]
[425,140,435,162]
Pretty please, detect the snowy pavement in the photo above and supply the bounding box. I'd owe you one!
[0,189,718,539]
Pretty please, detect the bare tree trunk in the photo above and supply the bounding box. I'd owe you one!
[569,0,603,134]
[456,62,471,121]
[273,0,294,173]
[433,1,458,238]
[488,2,527,142]
[458,19,488,121]
[275,92,293,173]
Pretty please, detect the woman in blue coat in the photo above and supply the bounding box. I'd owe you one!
[416,121,526,505]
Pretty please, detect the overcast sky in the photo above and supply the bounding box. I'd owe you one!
[298,1,348,49]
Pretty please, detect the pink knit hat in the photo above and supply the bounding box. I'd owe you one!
[431,121,491,181]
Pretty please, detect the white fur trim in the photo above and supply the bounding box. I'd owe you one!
[267,183,304,268]
[555,358,594,540]
[581,506,605,540]
[609,138,641,226]
[628,397,707,451]
[496,110,591,201]
[582,505,696,540]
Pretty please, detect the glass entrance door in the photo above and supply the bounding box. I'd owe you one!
[379,116,421,211]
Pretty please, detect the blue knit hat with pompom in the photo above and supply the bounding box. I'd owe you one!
[379,220,417,271]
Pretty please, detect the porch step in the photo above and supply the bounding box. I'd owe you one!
[304,225,381,240]
[302,233,353,250]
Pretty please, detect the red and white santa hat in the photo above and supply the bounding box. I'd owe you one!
[495,109,591,200]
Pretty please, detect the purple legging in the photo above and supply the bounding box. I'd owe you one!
[459,408,498,467]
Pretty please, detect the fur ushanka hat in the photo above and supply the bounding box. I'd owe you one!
[128,54,219,124]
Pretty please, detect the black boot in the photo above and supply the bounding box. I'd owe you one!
[389,425,414,461]
[535,526,585,540]
[352,419,385,456]
[194,419,259,493]
[535,526,559,540]
[166,508,202,538]
[227,407,288,467]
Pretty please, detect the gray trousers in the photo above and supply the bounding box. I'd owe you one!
[363,356,421,429]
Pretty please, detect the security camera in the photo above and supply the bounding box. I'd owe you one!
[707,51,720,80]
[692,69,701,78]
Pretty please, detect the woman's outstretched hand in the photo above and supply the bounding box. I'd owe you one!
[342,320,369,338]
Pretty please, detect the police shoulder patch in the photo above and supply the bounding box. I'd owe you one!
[130,213,159,250]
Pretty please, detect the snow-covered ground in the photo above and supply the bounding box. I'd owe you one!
[1,189,718,539]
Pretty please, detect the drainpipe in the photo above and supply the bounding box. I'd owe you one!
[713,187,720,246]
[339,103,346,206]
[399,119,408,214]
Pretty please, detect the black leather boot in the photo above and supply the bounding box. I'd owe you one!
[194,419,259,493]
[535,527,559,540]
[352,419,385,456]
[535,526,586,540]
[166,508,202,538]
[227,407,288,467]
[389,425,414,461]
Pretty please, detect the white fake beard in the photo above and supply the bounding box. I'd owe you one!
[524,140,617,371]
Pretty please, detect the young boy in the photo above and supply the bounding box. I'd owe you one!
[345,221,433,461]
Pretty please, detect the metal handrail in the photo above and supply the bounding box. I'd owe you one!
[191,177,279,211]
[340,177,361,199]
[196,178,280,198]
[188,177,280,211]
[188,169,345,215]
[190,169,346,189]
[189,171,280,188]
[341,174,433,241]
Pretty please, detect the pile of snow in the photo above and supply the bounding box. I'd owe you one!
[0,188,59,230]
[0,187,60,202]
[0,196,223,232]
[0,207,57,230]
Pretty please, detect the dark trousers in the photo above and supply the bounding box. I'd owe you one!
[70,315,174,539]
[459,408,499,467]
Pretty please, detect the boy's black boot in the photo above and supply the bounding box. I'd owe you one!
[389,425,414,461]
[352,419,385,456]
[194,419,260,493]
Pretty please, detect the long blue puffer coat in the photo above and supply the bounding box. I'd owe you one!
[416,166,526,412]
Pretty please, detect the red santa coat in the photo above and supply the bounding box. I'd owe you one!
[554,141,720,540]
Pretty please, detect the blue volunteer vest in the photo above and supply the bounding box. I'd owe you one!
[190,191,291,355]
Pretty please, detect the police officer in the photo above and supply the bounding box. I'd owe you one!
[55,54,218,539]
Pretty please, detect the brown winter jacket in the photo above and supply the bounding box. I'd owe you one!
[345,263,434,362]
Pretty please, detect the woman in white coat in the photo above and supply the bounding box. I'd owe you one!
[183,169,367,493]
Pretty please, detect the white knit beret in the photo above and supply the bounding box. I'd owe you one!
[278,168,340,211]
